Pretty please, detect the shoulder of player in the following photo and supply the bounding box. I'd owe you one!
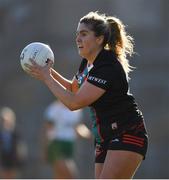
[91,62,116,72]
[93,50,118,67]
[89,61,123,78]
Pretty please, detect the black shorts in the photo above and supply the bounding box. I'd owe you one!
[95,120,148,163]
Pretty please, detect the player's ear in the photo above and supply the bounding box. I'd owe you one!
[96,35,104,45]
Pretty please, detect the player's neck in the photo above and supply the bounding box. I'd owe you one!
[87,48,102,65]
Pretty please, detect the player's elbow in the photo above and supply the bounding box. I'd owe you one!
[68,103,80,111]
[68,107,79,111]
[68,101,84,111]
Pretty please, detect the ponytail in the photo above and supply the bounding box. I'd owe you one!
[105,16,134,76]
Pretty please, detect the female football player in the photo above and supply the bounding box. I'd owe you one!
[25,11,148,179]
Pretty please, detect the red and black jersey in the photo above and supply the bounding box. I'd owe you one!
[76,49,144,142]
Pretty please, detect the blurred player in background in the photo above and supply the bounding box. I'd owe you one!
[26,11,148,179]
[0,107,21,178]
[41,100,91,179]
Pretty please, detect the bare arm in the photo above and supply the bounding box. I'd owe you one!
[25,60,105,110]
[50,68,79,93]
[50,68,72,91]
[75,123,92,139]
[44,75,105,110]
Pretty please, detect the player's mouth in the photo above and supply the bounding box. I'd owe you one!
[77,44,83,49]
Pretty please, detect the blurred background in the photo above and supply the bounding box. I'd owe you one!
[0,0,168,178]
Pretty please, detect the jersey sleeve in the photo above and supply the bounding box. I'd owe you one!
[87,64,120,90]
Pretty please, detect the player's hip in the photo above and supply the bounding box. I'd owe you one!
[95,120,148,163]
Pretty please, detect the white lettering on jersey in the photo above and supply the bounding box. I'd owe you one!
[88,76,107,84]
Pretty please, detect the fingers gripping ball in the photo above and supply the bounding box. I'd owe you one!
[20,42,54,71]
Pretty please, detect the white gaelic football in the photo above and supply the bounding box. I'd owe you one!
[20,42,54,71]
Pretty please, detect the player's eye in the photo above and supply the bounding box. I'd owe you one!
[81,32,87,36]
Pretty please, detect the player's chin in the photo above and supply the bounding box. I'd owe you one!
[78,50,86,58]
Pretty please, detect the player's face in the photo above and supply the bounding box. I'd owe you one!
[76,23,102,61]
